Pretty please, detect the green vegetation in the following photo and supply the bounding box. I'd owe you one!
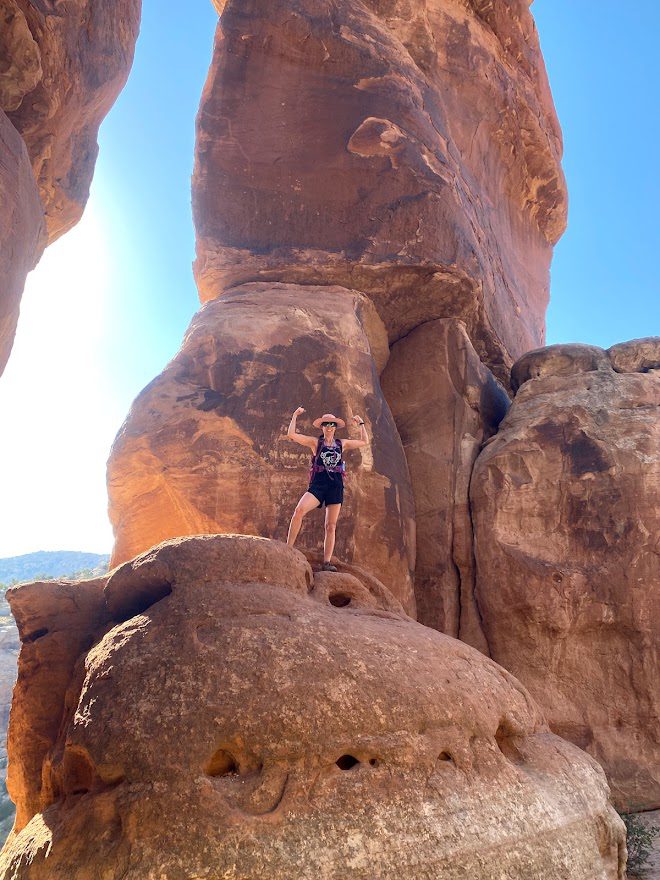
[620,812,660,878]
[0,551,110,588]
[0,561,110,595]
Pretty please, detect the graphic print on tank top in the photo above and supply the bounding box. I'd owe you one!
[320,445,342,470]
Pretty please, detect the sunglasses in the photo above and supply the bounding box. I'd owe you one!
[321,421,337,427]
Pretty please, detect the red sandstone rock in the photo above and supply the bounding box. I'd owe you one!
[607,336,660,374]
[193,0,566,375]
[382,318,509,646]
[0,535,626,878]
[0,109,45,378]
[0,0,141,378]
[1,0,141,243]
[0,2,42,113]
[4,576,110,831]
[470,339,660,811]
[107,283,416,613]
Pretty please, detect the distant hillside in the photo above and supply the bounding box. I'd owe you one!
[0,551,110,588]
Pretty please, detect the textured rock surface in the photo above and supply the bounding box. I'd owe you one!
[0,591,19,843]
[1,0,141,243]
[0,534,625,878]
[471,339,660,811]
[4,576,109,831]
[0,109,45,378]
[193,0,567,375]
[607,336,660,375]
[107,284,416,612]
[382,318,508,644]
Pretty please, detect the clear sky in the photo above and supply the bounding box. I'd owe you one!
[0,1,657,557]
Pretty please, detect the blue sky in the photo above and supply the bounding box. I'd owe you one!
[0,0,657,557]
[535,0,659,345]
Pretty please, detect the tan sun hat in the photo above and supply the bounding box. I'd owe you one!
[312,412,345,429]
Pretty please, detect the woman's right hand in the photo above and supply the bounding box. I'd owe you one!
[293,406,305,416]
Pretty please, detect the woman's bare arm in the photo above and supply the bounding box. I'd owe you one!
[343,414,369,451]
[286,407,318,451]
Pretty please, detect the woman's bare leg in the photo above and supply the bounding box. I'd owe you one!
[287,492,321,547]
[323,503,341,563]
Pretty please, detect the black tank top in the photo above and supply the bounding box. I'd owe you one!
[309,438,344,483]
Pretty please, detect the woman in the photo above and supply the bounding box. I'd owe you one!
[285,406,368,571]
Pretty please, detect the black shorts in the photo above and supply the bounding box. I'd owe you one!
[308,475,344,507]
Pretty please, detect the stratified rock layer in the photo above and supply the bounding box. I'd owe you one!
[0,109,45,378]
[107,284,416,613]
[0,534,625,878]
[193,0,567,374]
[1,0,141,243]
[471,339,660,811]
[382,318,509,645]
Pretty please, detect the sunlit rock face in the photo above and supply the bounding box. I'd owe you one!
[109,0,568,613]
[1,0,141,244]
[471,338,660,811]
[107,283,417,613]
[0,110,45,378]
[193,0,567,377]
[0,535,625,879]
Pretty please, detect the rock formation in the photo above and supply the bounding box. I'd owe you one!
[1,0,142,244]
[100,0,659,831]
[0,0,141,378]
[108,0,567,609]
[193,0,567,375]
[0,110,45,377]
[1,0,654,871]
[470,338,660,811]
[382,317,509,642]
[0,535,626,878]
[108,283,416,612]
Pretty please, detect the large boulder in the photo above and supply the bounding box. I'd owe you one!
[193,0,567,376]
[0,534,625,878]
[0,109,45,378]
[471,338,660,811]
[107,283,416,613]
[3,576,109,832]
[1,0,141,243]
[382,318,509,645]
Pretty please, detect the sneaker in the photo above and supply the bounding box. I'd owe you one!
[321,561,338,572]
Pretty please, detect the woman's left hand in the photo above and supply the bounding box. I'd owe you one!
[352,414,363,425]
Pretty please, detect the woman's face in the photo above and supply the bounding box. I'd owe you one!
[322,424,336,441]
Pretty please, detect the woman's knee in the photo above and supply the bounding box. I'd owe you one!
[324,520,337,533]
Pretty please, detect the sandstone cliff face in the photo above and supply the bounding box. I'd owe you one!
[102,0,657,834]
[0,0,141,380]
[382,317,509,644]
[0,109,45,377]
[1,0,142,244]
[193,0,566,375]
[0,535,626,879]
[470,338,660,811]
[109,0,569,614]
[108,283,417,613]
